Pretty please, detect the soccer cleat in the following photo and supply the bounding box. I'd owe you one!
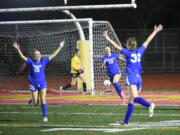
[28,98,33,104]
[59,86,64,95]
[121,123,128,127]
[149,103,155,117]
[117,121,128,126]
[43,117,48,122]
[53,90,60,94]
[54,87,64,94]
[121,92,126,104]
[83,91,88,95]
[59,86,62,90]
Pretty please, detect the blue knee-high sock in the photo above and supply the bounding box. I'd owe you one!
[124,103,134,124]
[113,82,122,98]
[42,104,47,118]
[134,97,150,107]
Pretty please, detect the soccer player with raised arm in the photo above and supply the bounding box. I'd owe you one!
[13,41,65,122]
[56,48,87,94]
[104,24,163,125]
[102,47,125,103]
[18,57,40,104]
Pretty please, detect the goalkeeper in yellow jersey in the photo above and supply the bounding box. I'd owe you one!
[57,48,87,93]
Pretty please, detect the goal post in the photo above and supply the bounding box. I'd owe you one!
[0,18,126,96]
[0,2,137,13]
[77,40,91,92]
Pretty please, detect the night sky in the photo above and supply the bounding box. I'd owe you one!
[0,0,179,29]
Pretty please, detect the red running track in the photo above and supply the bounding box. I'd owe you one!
[0,92,180,105]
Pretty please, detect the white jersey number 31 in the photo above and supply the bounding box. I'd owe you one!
[131,53,141,63]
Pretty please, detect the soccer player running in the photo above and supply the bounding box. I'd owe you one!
[19,57,40,104]
[104,24,163,125]
[13,40,65,122]
[56,48,87,94]
[102,47,125,104]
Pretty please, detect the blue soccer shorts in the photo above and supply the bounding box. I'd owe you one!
[126,74,142,91]
[108,71,121,82]
[29,82,47,92]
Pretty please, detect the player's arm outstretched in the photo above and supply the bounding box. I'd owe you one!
[13,42,27,61]
[49,40,65,60]
[143,24,163,48]
[118,57,125,61]
[103,31,122,51]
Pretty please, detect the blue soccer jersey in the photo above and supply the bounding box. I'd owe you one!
[121,45,146,75]
[26,57,50,85]
[102,53,121,76]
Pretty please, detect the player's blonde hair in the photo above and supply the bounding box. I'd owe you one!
[105,46,111,51]
[33,49,40,53]
[126,37,137,51]
[32,49,41,58]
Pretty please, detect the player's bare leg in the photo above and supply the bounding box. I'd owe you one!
[32,91,38,105]
[71,77,77,86]
[129,85,139,98]
[130,85,155,117]
[29,91,40,104]
[113,74,125,103]
[40,88,48,122]
[79,74,87,94]
[40,88,46,104]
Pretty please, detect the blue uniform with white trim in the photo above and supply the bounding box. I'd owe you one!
[26,57,50,92]
[102,53,121,82]
[121,45,146,90]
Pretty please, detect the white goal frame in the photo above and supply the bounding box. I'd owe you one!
[0,1,135,95]
[0,18,95,94]
[0,0,137,13]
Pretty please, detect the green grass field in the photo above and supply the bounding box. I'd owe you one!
[0,104,180,135]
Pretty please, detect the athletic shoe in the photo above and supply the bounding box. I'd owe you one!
[121,123,128,126]
[53,90,60,94]
[28,98,33,104]
[117,121,128,126]
[43,117,48,122]
[59,86,63,91]
[53,86,63,94]
[83,91,88,95]
[149,103,155,117]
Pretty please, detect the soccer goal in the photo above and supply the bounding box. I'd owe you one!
[0,18,126,95]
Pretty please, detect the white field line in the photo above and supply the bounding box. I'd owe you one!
[109,120,180,127]
[20,106,39,109]
[0,123,147,133]
[41,127,147,133]
[0,111,180,116]
[1,120,180,133]
[0,108,16,110]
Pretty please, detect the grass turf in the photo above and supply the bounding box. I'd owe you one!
[0,104,180,135]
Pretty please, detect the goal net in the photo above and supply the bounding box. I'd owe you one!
[0,19,126,96]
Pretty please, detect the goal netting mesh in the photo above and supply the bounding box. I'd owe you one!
[0,19,126,97]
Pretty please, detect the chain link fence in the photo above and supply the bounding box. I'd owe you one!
[116,28,180,73]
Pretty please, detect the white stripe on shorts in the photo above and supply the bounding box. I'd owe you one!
[126,75,130,85]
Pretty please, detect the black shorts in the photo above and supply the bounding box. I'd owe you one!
[71,73,80,78]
